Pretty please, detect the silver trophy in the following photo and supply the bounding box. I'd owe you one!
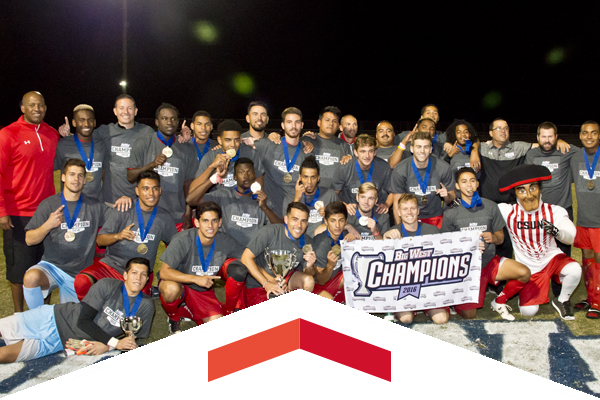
[264,247,298,297]
[350,252,386,296]
[120,316,143,339]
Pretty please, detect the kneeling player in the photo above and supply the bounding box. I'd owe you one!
[498,165,581,320]
[158,202,244,334]
[312,201,349,303]
[441,167,530,320]
[0,258,154,363]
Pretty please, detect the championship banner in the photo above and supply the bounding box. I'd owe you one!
[342,231,482,313]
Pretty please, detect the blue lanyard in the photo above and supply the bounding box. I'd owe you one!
[303,187,320,207]
[457,140,473,155]
[73,135,94,171]
[584,149,600,180]
[157,131,175,147]
[432,133,438,145]
[121,283,143,318]
[223,150,239,162]
[461,191,483,209]
[236,187,257,200]
[60,193,83,230]
[401,223,421,237]
[355,160,374,184]
[282,137,301,173]
[196,234,216,273]
[411,158,431,195]
[327,229,344,246]
[285,224,305,248]
[356,210,378,224]
[136,201,157,242]
[192,138,211,161]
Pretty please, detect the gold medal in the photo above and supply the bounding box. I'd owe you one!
[283,173,293,183]
[302,244,313,254]
[162,147,173,158]
[85,172,94,183]
[587,180,595,190]
[421,196,428,206]
[137,244,148,254]
[332,244,341,256]
[226,149,237,158]
[64,231,76,242]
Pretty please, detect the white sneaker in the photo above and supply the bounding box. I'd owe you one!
[383,313,396,322]
[491,299,515,321]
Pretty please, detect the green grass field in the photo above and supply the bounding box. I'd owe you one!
[0,172,597,342]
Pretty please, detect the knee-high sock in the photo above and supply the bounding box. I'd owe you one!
[495,279,527,304]
[582,258,594,303]
[74,274,94,301]
[587,263,600,309]
[160,294,183,321]
[23,286,44,309]
[558,262,582,303]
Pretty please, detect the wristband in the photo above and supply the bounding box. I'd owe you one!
[398,143,406,150]
[108,337,119,348]
[373,230,380,237]
[210,173,223,185]
[263,280,270,288]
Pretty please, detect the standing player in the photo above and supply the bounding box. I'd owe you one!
[127,103,198,231]
[242,101,270,139]
[443,119,480,178]
[339,114,358,151]
[74,171,177,300]
[331,134,392,214]
[0,258,154,363]
[383,194,448,324]
[96,94,155,204]
[55,104,107,201]
[159,202,245,334]
[497,165,580,320]
[441,168,531,320]
[375,121,397,162]
[283,156,338,237]
[390,131,455,227]
[23,159,109,309]
[190,111,218,163]
[0,91,63,312]
[345,183,389,241]
[393,104,447,159]
[570,121,600,318]
[187,157,282,246]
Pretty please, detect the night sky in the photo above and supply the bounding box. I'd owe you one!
[2,2,600,130]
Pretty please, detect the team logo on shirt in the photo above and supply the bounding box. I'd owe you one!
[309,209,323,224]
[154,162,179,177]
[460,223,487,232]
[103,306,125,327]
[274,161,300,173]
[223,173,236,187]
[579,170,600,178]
[134,230,155,243]
[86,161,102,173]
[111,143,131,158]
[541,161,559,172]
[315,153,339,166]
[191,265,220,275]
[409,185,437,195]
[231,213,258,228]
[60,218,90,233]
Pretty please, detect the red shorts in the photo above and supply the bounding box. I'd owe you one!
[167,286,224,324]
[176,222,184,232]
[246,271,299,306]
[313,271,345,303]
[419,215,443,229]
[80,260,153,295]
[520,253,578,307]
[454,255,502,311]
[574,226,600,253]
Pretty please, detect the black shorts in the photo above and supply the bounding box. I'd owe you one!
[3,216,43,284]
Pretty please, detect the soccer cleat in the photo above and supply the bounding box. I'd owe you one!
[551,298,575,320]
[168,317,181,335]
[574,300,590,310]
[490,299,515,321]
[587,308,600,319]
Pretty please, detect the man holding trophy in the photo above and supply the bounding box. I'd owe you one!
[0,258,154,363]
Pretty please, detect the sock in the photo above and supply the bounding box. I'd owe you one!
[74,274,94,301]
[160,293,183,321]
[588,263,600,309]
[557,262,582,303]
[23,286,44,309]
[495,279,526,304]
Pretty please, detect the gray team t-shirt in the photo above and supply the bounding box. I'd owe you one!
[385,222,441,237]
[128,133,199,222]
[375,146,396,163]
[394,130,447,159]
[54,278,154,346]
[390,156,454,219]
[441,198,505,267]
[570,149,600,228]
[313,229,345,282]
[347,211,390,240]
[25,193,109,277]
[331,156,392,205]
[444,150,481,180]
[254,137,313,219]
[54,135,108,201]
[99,205,177,274]
[160,229,244,292]
[204,187,273,246]
[525,146,580,208]
[245,224,314,288]
[96,122,155,202]
[306,135,352,189]
[191,138,219,163]
[282,187,338,238]
[197,144,265,191]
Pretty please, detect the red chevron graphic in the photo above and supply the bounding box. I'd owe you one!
[208,319,391,381]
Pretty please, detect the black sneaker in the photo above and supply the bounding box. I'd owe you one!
[168,317,181,335]
[552,298,575,320]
